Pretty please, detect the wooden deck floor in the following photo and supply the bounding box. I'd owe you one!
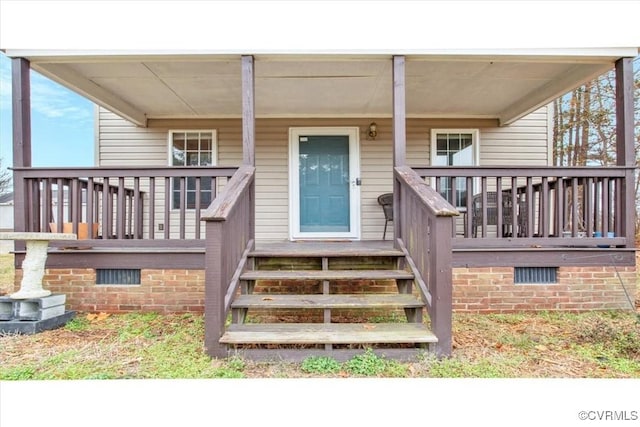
[35,239,636,269]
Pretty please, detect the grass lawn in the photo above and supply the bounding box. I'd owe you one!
[0,253,638,379]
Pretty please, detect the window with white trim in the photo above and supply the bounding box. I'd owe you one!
[430,129,479,208]
[169,130,217,209]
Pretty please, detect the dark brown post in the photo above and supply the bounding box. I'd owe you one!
[241,55,256,245]
[392,56,406,246]
[430,215,453,357]
[204,220,228,358]
[242,55,255,167]
[11,58,32,257]
[392,56,406,168]
[615,58,635,246]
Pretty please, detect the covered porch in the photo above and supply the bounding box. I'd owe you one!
[6,51,637,358]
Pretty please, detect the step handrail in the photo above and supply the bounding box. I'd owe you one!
[202,166,256,358]
[395,166,457,357]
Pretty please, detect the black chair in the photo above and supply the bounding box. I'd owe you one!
[377,193,393,240]
[472,191,527,237]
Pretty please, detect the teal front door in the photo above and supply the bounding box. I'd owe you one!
[290,127,361,240]
[299,135,350,232]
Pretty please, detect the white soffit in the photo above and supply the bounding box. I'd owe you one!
[15,50,634,125]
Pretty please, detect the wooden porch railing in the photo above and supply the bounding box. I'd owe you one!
[414,166,632,249]
[395,166,458,357]
[202,165,255,358]
[13,166,237,247]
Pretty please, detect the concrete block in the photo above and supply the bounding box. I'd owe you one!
[37,294,66,309]
[0,311,76,335]
[18,301,66,321]
[0,298,14,320]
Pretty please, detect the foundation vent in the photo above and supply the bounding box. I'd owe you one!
[514,267,557,284]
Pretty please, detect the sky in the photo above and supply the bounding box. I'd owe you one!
[0,52,95,169]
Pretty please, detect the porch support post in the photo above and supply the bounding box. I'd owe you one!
[614,58,635,246]
[11,58,32,259]
[392,56,406,246]
[241,55,255,167]
[241,55,256,244]
[392,55,406,168]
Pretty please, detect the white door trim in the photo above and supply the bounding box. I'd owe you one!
[289,127,361,240]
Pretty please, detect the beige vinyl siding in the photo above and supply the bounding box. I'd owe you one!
[479,107,550,166]
[97,105,550,241]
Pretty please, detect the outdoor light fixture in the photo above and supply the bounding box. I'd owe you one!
[367,122,378,140]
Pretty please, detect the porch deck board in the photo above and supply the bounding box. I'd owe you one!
[220,323,437,344]
[240,269,414,281]
[231,294,424,309]
[251,240,403,257]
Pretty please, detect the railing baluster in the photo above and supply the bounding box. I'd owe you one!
[557,178,565,237]
[606,177,613,233]
[133,177,141,239]
[585,177,593,236]
[571,177,579,236]
[496,178,503,238]
[593,178,601,233]
[465,177,473,238]
[34,179,42,231]
[56,178,64,234]
[102,177,110,239]
[116,177,125,239]
[71,178,79,235]
[526,176,534,237]
[195,177,202,239]
[164,176,170,239]
[127,186,133,239]
[480,176,488,237]
[541,177,549,238]
[25,179,35,231]
[42,178,51,231]
[179,176,186,240]
[86,177,94,237]
[511,177,518,237]
[149,177,155,239]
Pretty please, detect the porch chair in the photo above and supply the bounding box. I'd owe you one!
[472,192,498,237]
[377,193,394,240]
[472,191,527,237]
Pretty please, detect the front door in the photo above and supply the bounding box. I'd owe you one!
[289,127,360,240]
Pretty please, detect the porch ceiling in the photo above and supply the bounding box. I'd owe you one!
[8,50,636,127]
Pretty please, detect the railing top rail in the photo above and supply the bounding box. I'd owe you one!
[201,165,255,222]
[413,165,632,178]
[395,166,459,217]
[12,166,239,178]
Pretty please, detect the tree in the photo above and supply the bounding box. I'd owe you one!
[0,158,11,196]
[552,56,640,238]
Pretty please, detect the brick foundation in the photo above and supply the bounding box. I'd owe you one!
[14,268,205,313]
[10,264,637,314]
[453,266,637,312]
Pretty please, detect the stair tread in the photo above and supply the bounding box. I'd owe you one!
[250,242,403,258]
[240,269,414,280]
[231,293,424,309]
[220,323,437,344]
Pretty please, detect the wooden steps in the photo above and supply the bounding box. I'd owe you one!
[250,241,404,258]
[232,294,424,309]
[219,241,436,360]
[240,269,414,281]
[221,323,437,345]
